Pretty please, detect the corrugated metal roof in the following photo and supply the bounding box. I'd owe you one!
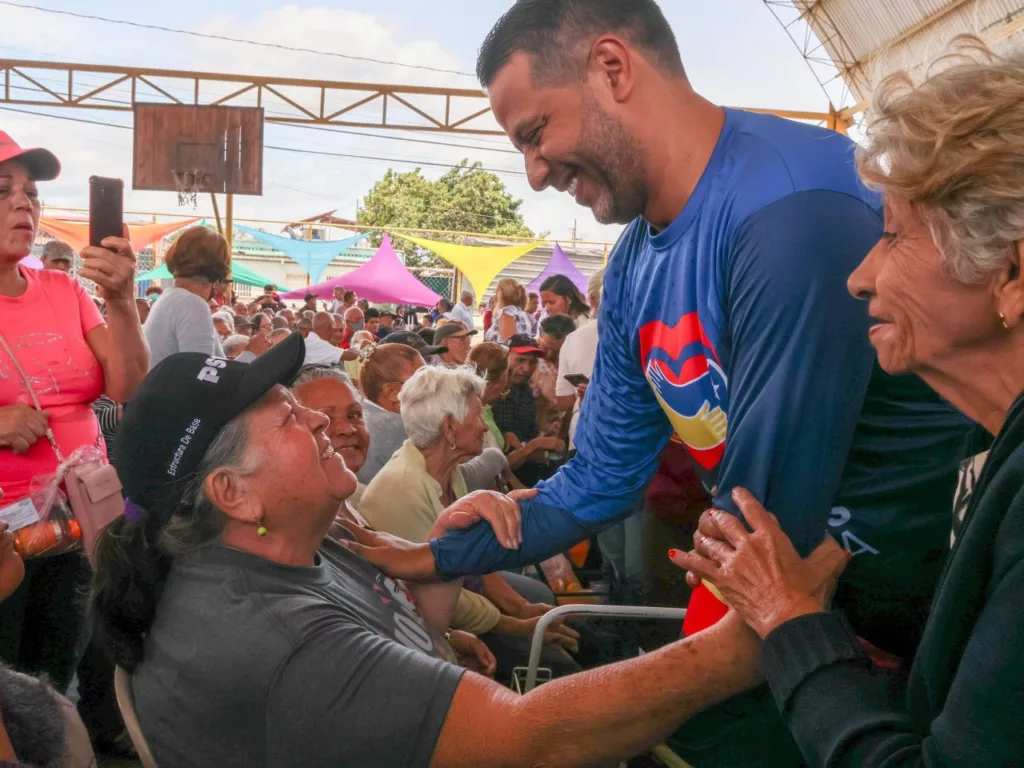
[772,0,1024,103]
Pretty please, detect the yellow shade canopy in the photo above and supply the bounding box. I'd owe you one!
[394,234,545,296]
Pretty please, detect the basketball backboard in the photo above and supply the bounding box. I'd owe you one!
[133,104,264,196]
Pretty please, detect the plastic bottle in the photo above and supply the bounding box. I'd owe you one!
[13,520,82,558]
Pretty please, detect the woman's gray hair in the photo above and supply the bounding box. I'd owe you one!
[292,364,356,391]
[857,40,1024,283]
[222,335,250,358]
[399,365,485,447]
[160,414,261,556]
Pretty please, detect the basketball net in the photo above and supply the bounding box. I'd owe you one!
[172,169,207,209]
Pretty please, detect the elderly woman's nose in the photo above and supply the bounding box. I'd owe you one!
[300,405,330,433]
[848,243,881,300]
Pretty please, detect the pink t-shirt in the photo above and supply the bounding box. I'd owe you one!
[0,266,106,503]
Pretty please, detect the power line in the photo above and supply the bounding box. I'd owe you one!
[0,0,477,78]
[0,105,528,177]
[2,74,516,154]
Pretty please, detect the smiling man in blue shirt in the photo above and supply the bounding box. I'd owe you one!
[419,2,969,765]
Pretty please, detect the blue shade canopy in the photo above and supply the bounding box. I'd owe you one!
[233,225,372,284]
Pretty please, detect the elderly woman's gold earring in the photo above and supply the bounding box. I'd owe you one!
[1000,312,1011,330]
[257,516,268,537]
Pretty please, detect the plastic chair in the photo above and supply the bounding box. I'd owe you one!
[113,666,159,768]
[521,603,695,768]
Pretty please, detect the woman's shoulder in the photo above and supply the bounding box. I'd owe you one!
[28,266,83,296]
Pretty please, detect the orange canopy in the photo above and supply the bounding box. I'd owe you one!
[38,217,200,254]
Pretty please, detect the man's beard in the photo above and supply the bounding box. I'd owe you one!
[574,94,648,225]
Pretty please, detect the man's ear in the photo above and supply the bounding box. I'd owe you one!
[995,242,1024,329]
[589,35,636,104]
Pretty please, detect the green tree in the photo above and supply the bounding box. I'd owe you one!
[356,159,535,268]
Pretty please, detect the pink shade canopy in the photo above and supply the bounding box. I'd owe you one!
[281,234,442,306]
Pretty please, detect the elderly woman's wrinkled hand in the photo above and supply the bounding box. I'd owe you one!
[669,488,850,639]
[336,520,441,583]
[80,234,137,303]
[429,488,536,550]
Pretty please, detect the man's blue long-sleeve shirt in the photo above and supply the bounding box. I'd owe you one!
[432,109,967,654]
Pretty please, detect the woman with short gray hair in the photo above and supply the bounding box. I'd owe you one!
[360,366,582,680]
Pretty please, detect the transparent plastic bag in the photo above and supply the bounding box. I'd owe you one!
[16,446,105,559]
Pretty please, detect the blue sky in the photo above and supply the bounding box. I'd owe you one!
[0,1,834,244]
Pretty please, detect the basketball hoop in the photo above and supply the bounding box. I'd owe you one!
[171,168,208,209]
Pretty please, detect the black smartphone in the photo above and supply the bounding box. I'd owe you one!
[89,176,124,248]
[563,373,590,387]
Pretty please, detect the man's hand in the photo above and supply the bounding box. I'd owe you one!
[448,630,497,677]
[575,381,588,402]
[80,235,136,303]
[0,404,48,454]
[429,489,537,550]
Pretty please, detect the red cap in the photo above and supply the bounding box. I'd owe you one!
[507,333,544,356]
[0,132,61,181]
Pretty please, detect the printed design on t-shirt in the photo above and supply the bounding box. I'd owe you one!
[0,331,100,400]
[639,313,728,472]
[372,573,457,663]
[951,450,989,546]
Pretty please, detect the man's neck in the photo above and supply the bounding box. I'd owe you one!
[640,89,726,231]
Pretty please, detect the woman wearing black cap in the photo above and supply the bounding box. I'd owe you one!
[0,132,148,690]
[92,334,817,768]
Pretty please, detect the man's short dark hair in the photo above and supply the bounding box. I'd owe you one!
[364,308,381,320]
[41,240,73,263]
[540,313,577,341]
[477,0,684,88]
[264,284,275,291]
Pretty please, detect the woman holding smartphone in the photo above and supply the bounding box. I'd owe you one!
[0,133,147,690]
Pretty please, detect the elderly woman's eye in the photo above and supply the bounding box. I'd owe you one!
[881,230,897,240]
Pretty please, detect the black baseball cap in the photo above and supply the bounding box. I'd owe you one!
[382,329,448,357]
[114,334,306,516]
[434,321,478,344]
[507,334,543,356]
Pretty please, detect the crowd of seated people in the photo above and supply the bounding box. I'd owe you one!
[2,25,1024,768]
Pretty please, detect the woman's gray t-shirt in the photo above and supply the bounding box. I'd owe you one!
[132,538,464,768]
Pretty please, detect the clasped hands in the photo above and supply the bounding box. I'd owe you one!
[670,487,851,638]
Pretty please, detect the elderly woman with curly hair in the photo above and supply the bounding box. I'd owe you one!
[671,44,1024,766]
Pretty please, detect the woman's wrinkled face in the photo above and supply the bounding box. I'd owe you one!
[449,395,487,459]
[244,386,358,527]
[848,198,1002,375]
[294,377,369,474]
[540,290,570,316]
[0,161,40,262]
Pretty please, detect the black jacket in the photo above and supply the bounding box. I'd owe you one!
[763,391,1024,766]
